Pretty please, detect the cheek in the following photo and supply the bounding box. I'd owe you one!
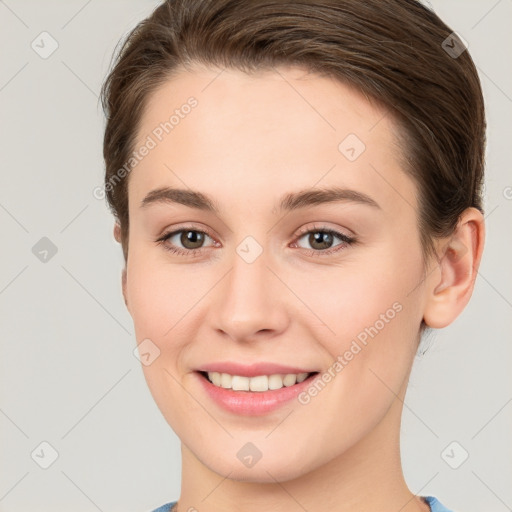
[126,228,424,360]
[288,253,422,345]
[126,250,196,339]
[292,246,424,395]
[125,259,190,414]
[125,254,198,429]
[123,226,426,475]
[127,275,167,343]
[292,277,421,451]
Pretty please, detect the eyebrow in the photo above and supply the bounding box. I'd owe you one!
[140,186,381,212]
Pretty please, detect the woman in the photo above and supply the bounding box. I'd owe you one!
[100,1,486,510]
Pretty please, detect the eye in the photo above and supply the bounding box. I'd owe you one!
[292,224,356,257]
[155,223,356,258]
[156,227,217,256]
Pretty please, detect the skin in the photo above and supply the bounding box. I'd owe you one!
[116,65,484,512]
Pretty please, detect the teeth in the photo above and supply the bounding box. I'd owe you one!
[206,372,311,392]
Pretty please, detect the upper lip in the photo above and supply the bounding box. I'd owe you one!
[197,362,317,377]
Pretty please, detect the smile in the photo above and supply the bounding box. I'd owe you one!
[195,370,320,416]
[202,371,314,392]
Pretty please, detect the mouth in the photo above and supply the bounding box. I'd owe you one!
[197,370,320,392]
[195,369,320,415]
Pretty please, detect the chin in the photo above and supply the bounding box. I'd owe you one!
[199,447,315,484]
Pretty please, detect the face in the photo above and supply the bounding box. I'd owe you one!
[123,65,429,482]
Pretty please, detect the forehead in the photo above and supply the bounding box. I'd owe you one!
[137,65,395,147]
[129,65,415,216]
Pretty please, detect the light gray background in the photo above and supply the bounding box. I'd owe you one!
[0,1,510,511]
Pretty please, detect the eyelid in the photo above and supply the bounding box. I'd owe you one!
[157,221,353,239]
[157,222,216,241]
[294,222,354,240]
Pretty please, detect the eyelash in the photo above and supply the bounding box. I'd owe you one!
[155,223,356,258]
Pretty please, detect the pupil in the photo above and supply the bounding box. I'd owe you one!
[310,231,333,250]
[182,230,204,249]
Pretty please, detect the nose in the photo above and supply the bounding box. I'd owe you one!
[210,244,289,343]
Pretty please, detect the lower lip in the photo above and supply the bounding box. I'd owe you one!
[196,371,318,416]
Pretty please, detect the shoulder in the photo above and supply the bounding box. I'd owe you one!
[423,495,457,512]
[148,501,176,512]
[150,498,456,512]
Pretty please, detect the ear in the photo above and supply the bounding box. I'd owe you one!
[121,267,129,311]
[423,207,485,329]
[113,221,122,243]
[113,222,129,310]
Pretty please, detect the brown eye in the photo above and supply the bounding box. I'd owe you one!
[307,231,335,250]
[295,228,354,254]
[156,228,216,256]
[179,230,206,249]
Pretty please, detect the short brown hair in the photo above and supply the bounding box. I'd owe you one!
[101,0,486,263]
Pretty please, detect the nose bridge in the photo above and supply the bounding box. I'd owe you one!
[227,240,273,315]
[213,236,287,341]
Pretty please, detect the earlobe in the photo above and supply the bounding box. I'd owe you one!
[423,208,485,329]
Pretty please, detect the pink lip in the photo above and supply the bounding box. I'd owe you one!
[195,371,319,416]
[197,361,316,377]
